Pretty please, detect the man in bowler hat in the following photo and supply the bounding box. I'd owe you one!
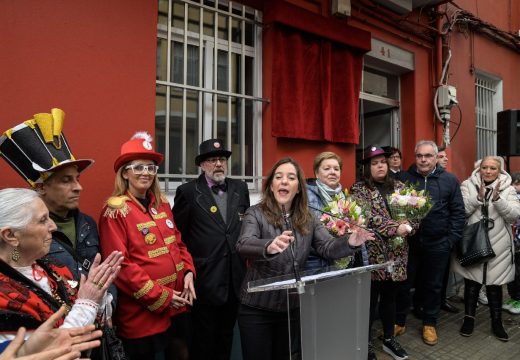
[173,139,250,360]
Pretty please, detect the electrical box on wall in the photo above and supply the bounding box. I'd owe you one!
[332,0,351,17]
[437,85,458,108]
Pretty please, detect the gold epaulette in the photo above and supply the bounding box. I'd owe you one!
[103,195,131,218]
[159,193,169,205]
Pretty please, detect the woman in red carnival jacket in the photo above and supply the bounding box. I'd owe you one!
[99,131,196,360]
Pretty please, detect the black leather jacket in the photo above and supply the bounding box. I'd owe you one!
[48,210,100,278]
[236,205,357,312]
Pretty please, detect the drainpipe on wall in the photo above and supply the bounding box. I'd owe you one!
[435,6,444,147]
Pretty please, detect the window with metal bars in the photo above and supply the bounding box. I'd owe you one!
[475,74,501,160]
[156,0,264,193]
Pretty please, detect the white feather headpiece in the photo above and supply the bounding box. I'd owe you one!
[130,131,153,143]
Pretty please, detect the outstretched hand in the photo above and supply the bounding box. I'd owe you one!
[266,231,294,255]
[347,227,375,247]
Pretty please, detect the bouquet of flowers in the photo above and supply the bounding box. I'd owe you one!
[319,189,366,268]
[386,185,433,247]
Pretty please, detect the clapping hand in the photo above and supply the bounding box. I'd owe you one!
[492,181,501,201]
[78,251,123,304]
[0,306,102,360]
[477,180,486,202]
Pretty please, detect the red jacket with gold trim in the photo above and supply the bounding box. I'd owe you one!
[98,192,195,339]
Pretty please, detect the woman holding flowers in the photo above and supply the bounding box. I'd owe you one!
[305,151,345,270]
[350,146,417,360]
[236,157,374,360]
[452,156,520,341]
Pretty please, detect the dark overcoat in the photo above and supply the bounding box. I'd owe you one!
[173,174,250,305]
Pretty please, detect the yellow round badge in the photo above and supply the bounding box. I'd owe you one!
[210,206,218,213]
[145,233,156,245]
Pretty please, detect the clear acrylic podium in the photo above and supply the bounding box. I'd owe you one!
[247,262,393,360]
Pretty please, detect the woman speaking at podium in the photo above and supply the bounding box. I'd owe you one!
[236,157,374,360]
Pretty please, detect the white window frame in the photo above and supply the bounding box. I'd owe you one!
[475,71,503,160]
[156,0,264,194]
[359,65,401,150]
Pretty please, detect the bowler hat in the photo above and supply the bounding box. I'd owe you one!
[195,139,232,166]
[113,131,164,172]
[362,146,391,164]
[0,108,94,187]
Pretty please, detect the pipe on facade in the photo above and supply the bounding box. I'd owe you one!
[434,5,444,145]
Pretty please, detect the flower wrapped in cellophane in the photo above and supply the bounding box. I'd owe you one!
[319,189,366,268]
[386,185,433,247]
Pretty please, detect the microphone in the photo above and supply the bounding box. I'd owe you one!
[281,205,305,294]
[308,205,394,273]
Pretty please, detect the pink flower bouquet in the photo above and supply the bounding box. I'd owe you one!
[319,190,366,268]
[386,185,433,247]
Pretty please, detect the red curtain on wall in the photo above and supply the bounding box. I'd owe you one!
[266,2,370,144]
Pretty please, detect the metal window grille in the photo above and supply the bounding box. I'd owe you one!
[156,0,264,193]
[475,76,497,159]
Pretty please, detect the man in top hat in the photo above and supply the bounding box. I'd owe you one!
[173,139,250,360]
[0,108,113,302]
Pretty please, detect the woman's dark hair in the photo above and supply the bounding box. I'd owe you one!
[362,155,395,191]
[260,157,312,235]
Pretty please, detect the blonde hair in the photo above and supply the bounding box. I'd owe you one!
[313,152,343,176]
[112,164,164,209]
[480,156,502,171]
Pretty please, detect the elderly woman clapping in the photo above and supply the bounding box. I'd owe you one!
[452,156,520,341]
[0,188,123,342]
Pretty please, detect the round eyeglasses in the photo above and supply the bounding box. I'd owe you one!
[205,157,228,165]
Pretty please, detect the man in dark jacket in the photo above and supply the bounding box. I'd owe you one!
[395,140,465,346]
[173,139,250,360]
[39,164,101,280]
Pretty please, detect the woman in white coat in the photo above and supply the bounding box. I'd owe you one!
[452,156,520,341]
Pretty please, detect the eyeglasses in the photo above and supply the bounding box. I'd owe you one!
[125,164,159,175]
[389,155,401,160]
[205,157,227,165]
[415,153,435,160]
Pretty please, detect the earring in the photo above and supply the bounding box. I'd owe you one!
[11,247,20,262]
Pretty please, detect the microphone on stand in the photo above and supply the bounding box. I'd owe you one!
[281,205,305,294]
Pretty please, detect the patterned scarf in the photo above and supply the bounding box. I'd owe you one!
[315,179,344,204]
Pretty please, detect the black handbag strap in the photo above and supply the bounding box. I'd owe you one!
[478,186,494,230]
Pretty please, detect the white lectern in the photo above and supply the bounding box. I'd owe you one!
[247,262,393,360]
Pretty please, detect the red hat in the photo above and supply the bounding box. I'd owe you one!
[113,131,164,172]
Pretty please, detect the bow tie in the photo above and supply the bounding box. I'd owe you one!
[211,183,227,195]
